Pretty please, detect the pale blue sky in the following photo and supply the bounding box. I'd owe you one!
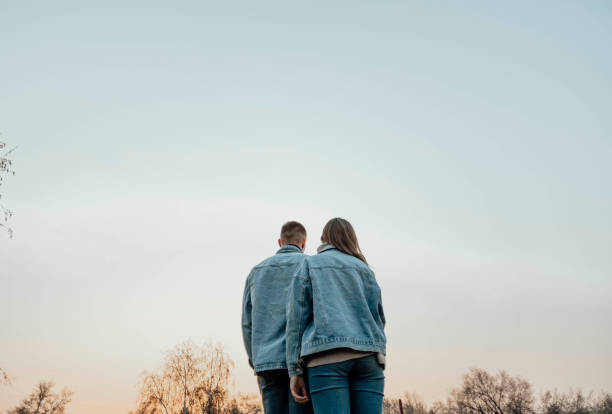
[1,1,611,413]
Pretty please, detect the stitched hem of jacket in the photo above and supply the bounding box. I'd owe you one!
[254,361,287,372]
[301,337,386,357]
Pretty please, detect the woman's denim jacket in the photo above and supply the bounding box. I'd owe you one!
[285,245,386,377]
[242,244,307,373]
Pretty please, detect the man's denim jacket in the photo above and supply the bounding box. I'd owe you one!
[242,244,307,373]
[285,245,386,377]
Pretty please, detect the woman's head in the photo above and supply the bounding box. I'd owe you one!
[321,217,368,265]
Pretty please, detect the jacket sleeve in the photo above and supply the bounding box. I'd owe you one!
[377,278,386,330]
[241,275,254,370]
[285,259,312,377]
[378,298,386,329]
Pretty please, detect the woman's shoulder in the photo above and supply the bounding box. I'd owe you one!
[307,249,370,273]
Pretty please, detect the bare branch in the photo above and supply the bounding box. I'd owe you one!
[6,380,73,414]
[0,139,16,238]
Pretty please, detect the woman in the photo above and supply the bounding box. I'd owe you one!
[285,218,386,414]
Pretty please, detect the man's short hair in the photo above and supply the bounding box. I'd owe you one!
[280,221,307,245]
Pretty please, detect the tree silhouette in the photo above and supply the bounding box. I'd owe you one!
[539,389,612,414]
[6,381,73,414]
[136,340,236,414]
[437,368,535,414]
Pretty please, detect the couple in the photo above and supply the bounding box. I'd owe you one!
[241,218,387,414]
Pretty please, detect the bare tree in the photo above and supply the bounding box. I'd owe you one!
[136,340,234,414]
[538,389,612,414]
[6,381,73,414]
[166,341,201,414]
[0,140,17,238]
[195,342,233,414]
[594,392,612,414]
[434,368,535,414]
[138,372,175,414]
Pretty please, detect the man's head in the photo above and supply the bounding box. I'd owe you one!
[278,221,307,251]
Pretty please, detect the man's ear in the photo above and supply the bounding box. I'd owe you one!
[300,238,307,252]
[278,238,283,247]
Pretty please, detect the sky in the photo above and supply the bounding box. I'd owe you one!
[1,1,611,412]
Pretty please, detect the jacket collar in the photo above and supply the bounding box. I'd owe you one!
[317,244,337,254]
[276,244,303,254]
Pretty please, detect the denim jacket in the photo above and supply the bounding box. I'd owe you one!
[242,244,307,373]
[285,245,386,377]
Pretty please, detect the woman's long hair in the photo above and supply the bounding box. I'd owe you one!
[321,217,368,265]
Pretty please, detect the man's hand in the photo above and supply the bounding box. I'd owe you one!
[290,375,310,404]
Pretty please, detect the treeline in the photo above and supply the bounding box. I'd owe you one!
[2,343,611,414]
[382,369,612,414]
[129,341,612,414]
[0,341,261,414]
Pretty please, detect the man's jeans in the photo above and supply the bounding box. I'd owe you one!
[259,369,314,414]
[306,355,385,414]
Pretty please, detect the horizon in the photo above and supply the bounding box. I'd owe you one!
[1,1,611,413]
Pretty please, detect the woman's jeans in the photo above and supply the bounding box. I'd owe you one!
[307,355,385,414]
[259,369,314,414]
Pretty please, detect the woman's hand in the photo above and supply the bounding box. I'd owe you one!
[290,375,310,404]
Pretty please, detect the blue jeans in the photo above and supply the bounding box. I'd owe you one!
[259,369,314,414]
[307,355,385,414]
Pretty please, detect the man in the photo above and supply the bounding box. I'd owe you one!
[242,221,313,414]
